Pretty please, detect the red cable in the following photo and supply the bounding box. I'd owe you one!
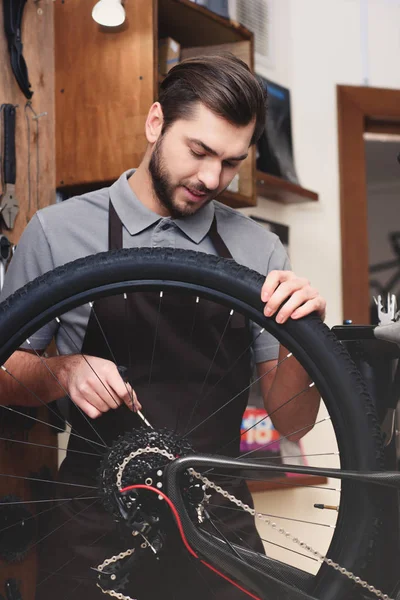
[120,484,261,600]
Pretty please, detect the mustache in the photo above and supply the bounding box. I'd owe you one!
[184,183,216,194]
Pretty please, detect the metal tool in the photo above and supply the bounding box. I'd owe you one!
[0,105,19,230]
[374,293,398,325]
[0,234,12,290]
[117,365,153,428]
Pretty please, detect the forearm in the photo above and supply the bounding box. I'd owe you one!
[261,346,320,442]
[0,350,72,407]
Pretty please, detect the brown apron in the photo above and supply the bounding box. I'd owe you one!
[36,201,263,600]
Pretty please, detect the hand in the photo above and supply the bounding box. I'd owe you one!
[261,270,326,323]
[56,355,142,419]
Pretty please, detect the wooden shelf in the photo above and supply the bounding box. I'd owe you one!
[158,0,252,47]
[256,171,319,204]
[219,189,257,209]
[248,475,328,493]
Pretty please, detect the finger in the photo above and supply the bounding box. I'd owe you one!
[73,397,102,419]
[123,384,142,412]
[274,289,314,323]
[290,298,325,320]
[261,270,295,302]
[89,375,122,410]
[109,372,141,412]
[74,381,111,413]
[264,279,309,317]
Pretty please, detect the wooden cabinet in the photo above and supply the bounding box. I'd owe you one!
[55,0,256,207]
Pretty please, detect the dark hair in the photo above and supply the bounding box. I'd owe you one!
[158,53,267,146]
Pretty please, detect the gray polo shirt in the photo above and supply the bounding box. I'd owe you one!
[1,170,290,362]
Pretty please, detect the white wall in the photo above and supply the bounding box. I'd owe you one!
[242,0,400,573]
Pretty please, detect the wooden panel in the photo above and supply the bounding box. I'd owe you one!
[0,2,56,597]
[337,86,369,324]
[337,86,400,324]
[158,0,252,48]
[256,171,318,204]
[0,0,55,244]
[55,0,156,188]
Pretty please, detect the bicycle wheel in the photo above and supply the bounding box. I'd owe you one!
[0,248,385,600]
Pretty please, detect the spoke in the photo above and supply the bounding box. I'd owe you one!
[0,434,99,457]
[183,351,293,440]
[200,309,234,393]
[0,400,106,452]
[124,293,134,411]
[184,308,235,435]
[206,509,247,560]
[207,510,319,564]
[206,507,256,553]
[147,291,163,387]
[209,503,335,529]
[55,316,122,410]
[25,499,99,567]
[61,581,84,600]
[0,496,97,507]
[217,374,313,456]
[175,296,200,434]
[1,361,71,433]
[0,493,97,535]
[200,326,267,406]
[240,417,332,459]
[37,524,109,588]
[249,452,339,461]
[25,339,109,448]
[90,303,135,407]
[0,472,97,489]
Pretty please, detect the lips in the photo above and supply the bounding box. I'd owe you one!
[185,187,206,197]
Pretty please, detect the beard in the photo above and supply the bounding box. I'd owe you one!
[148,136,215,219]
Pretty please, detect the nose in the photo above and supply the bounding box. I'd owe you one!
[197,161,221,192]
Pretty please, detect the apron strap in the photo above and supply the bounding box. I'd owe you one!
[208,215,232,259]
[109,200,123,250]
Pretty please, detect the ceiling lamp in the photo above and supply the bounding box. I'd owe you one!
[92,0,126,27]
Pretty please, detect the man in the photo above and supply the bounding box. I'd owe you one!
[0,54,325,598]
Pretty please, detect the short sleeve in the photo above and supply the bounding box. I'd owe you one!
[251,237,291,363]
[0,213,58,349]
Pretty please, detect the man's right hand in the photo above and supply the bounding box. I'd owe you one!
[1,350,142,419]
[56,354,142,419]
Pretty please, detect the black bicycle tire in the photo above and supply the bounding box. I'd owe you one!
[0,247,384,600]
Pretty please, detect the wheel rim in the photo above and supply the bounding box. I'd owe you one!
[0,249,384,600]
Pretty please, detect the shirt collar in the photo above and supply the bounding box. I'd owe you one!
[109,169,215,244]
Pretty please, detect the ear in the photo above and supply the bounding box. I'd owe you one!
[145,102,164,144]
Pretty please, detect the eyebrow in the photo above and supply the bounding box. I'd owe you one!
[188,138,248,162]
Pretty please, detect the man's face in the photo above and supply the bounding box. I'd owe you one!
[148,103,254,219]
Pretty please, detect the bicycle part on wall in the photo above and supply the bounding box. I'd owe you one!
[0,248,392,600]
[370,232,400,323]
[0,104,19,230]
[2,0,33,99]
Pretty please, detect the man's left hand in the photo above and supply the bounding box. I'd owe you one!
[261,270,326,323]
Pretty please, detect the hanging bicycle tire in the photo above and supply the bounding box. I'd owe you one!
[0,248,385,600]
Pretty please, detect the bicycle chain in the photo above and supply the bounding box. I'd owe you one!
[96,446,392,600]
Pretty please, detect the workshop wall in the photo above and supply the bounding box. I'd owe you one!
[0,2,55,597]
[0,0,55,245]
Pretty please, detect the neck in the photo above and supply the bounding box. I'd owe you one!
[128,159,170,217]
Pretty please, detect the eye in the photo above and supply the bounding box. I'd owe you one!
[223,161,236,169]
[190,149,205,159]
